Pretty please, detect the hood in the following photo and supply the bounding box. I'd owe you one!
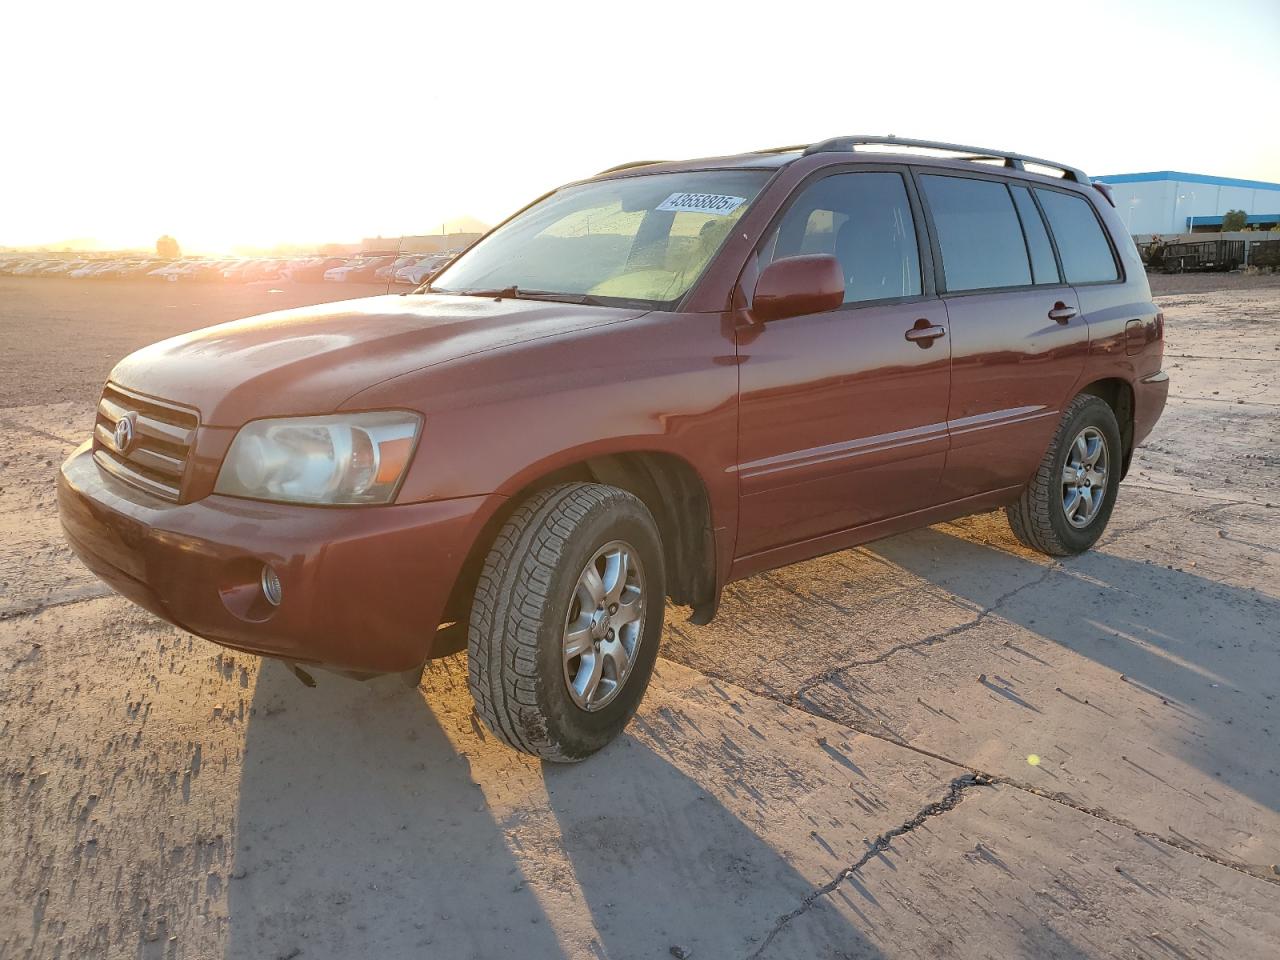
[110,294,646,426]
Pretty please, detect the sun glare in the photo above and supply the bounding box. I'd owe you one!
[2,0,1277,253]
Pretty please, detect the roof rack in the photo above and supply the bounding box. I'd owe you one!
[799,135,1090,185]
[595,159,666,176]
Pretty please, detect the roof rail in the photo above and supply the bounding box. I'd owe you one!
[801,135,1090,185]
[595,159,666,176]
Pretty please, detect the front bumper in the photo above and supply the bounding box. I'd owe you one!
[57,442,501,673]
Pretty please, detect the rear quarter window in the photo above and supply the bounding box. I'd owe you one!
[1035,189,1119,284]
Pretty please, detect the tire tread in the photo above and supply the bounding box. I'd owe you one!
[1006,394,1114,556]
[468,482,647,760]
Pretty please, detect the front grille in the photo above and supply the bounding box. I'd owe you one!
[93,383,199,502]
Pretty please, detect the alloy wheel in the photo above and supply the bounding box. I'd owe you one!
[1061,426,1108,529]
[562,540,645,711]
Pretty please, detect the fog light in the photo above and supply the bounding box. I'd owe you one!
[260,564,283,606]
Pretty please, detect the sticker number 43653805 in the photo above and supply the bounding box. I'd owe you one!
[655,193,748,216]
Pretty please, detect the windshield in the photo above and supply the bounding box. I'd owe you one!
[429,169,771,306]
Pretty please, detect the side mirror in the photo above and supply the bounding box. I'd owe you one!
[752,255,845,322]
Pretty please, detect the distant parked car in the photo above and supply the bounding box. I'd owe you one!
[167,260,202,280]
[42,260,89,276]
[184,259,231,281]
[220,260,253,282]
[395,254,453,285]
[67,261,108,278]
[101,260,161,279]
[240,259,287,283]
[374,255,420,282]
[275,258,308,281]
[147,261,189,280]
[283,257,347,282]
[324,256,392,282]
[219,259,281,283]
[14,260,60,276]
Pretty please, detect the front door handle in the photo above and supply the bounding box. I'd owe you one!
[1049,302,1078,324]
[905,320,946,347]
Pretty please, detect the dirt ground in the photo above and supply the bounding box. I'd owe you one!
[0,278,397,409]
[1,275,1277,959]
[1147,270,1280,298]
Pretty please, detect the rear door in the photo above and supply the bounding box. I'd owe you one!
[735,168,951,558]
[1033,184,1128,354]
[915,172,1090,498]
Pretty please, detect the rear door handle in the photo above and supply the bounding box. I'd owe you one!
[1048,302,1078,324]
[905,321,946,347]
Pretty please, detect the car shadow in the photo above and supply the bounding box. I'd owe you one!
[225,659,886,960]
[223,660,566,959]
[864,518,1279,815]
[542,730,886,959]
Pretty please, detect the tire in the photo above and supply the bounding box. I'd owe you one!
[1006,394,1122,556]
[468,482,666,761]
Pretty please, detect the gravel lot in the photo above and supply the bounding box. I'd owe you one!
[0,278,396,408]
[1,275,1277,959]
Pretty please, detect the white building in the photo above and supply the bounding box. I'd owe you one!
[1094,171,1280,235]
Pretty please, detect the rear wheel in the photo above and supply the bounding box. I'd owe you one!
[1006,394,1122,556]
[467,482,665,761]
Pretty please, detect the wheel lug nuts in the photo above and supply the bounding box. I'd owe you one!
[609,604,618,614]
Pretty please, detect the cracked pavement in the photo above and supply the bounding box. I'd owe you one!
[747,774,995,959]
[2,276,1279,959]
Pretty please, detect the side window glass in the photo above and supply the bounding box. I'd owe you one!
[765,172,921,303]
[920,175,1031,291]
[1035,189,1120,284]
[1010,186,1060,284]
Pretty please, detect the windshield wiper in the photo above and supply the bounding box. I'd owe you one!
[459,285,521,300]
[508,290,612,306]
[477,288,617,306]
[414,285,613,306]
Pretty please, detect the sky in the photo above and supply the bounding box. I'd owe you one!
[2,0,1277,253]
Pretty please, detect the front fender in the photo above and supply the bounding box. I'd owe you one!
[342,309,741,538]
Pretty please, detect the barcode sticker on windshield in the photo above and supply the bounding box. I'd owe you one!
[656,193,747,216]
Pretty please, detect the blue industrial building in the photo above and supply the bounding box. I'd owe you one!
[1094,171,1280,235]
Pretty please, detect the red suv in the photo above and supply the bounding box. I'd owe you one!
[58,136,1168,760]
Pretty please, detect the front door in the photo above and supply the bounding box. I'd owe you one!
[735,169,951,558]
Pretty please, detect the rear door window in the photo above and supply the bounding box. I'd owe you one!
[1009,185,1060,285]
[1035,189,1119,284]
[920,175,1031,292]
[763,172,922,303]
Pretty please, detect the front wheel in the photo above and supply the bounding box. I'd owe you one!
[468,483,665,761]
[1006,394,1122,556]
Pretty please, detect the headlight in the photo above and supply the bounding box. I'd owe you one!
[214,411,422,505]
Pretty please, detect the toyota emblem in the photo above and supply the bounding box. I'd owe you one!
[113,415,135,452]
